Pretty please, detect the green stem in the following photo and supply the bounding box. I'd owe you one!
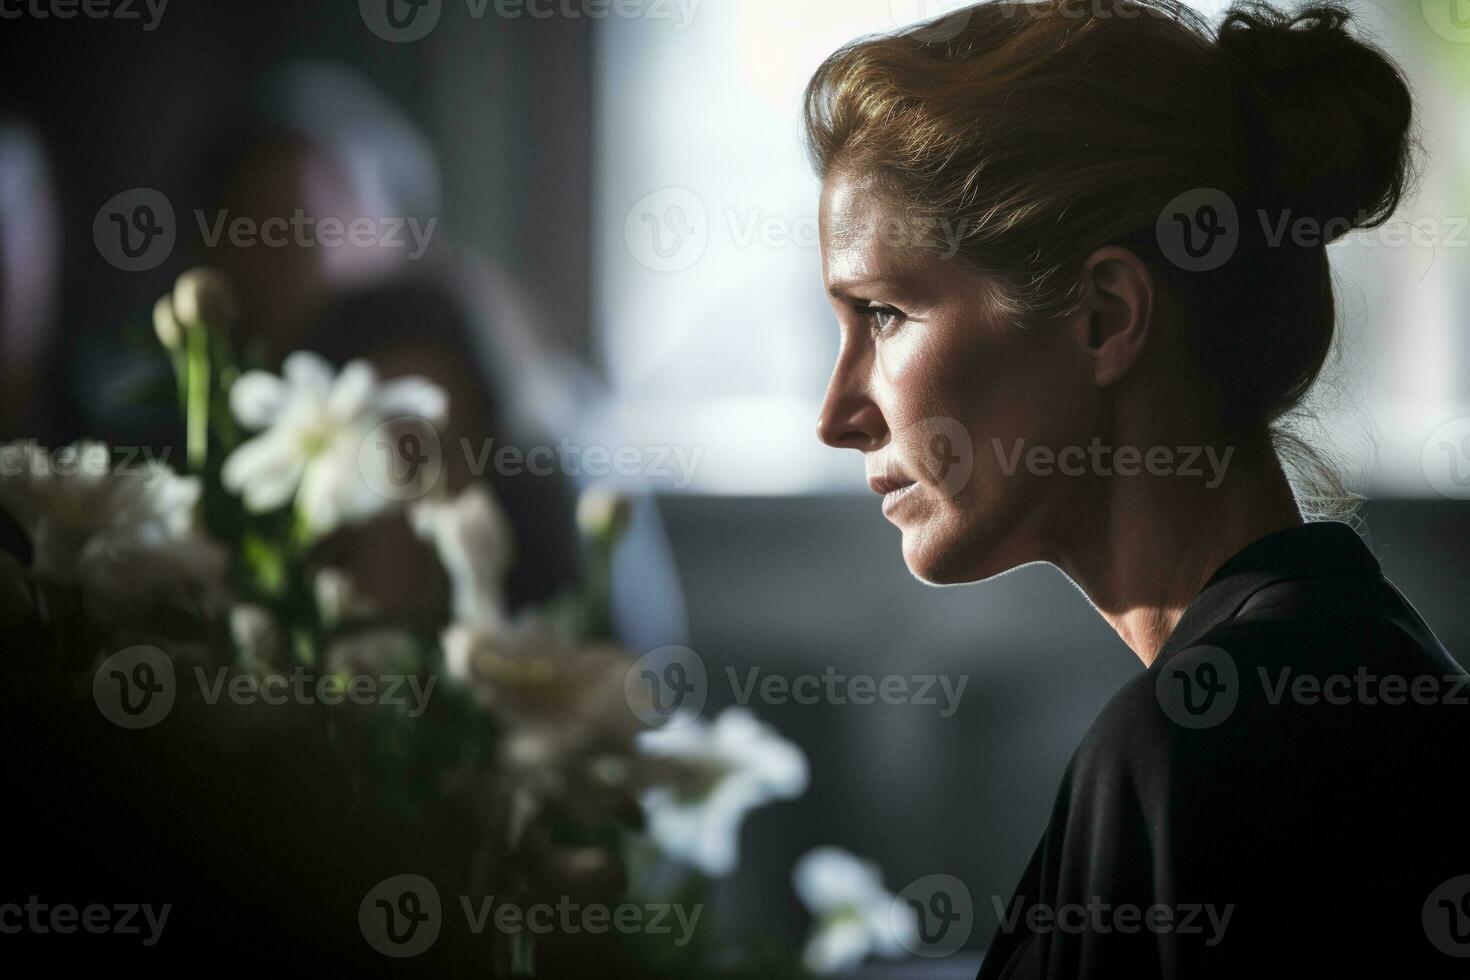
[170,348,189,418]
[510,932,536,977]
[185,324,211,472]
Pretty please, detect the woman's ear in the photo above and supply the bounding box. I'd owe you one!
[1075,246,1155,388]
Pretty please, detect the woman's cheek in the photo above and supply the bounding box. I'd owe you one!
[875,330,956,425]
[873,329,926,389]
[874,334,975,494]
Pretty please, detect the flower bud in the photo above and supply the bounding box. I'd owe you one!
[152,295,182,351]
[172,267,240,331]
[576,485,633,545]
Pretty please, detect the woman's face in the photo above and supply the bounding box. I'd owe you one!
[817,172,1100,584]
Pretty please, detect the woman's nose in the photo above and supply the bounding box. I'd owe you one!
[817,370,886,451]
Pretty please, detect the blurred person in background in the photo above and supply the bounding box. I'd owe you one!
[187,60,685,649]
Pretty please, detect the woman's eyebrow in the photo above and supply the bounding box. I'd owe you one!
[826,275,916,301]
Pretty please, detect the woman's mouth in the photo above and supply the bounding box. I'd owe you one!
[868,476,919,517]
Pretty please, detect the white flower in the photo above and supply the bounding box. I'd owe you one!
[438,616,648,826]
[410,484,513,632]
[635,707,809,877]
[0,440,225,622]
[437,614,629,732]
[794,847,915,976]
[221,351,447,537]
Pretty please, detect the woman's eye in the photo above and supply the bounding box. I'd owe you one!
[865,305,905,337]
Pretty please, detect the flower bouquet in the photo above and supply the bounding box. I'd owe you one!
[0,269,919,977]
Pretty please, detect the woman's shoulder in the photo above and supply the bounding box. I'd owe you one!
[1062,578,1468,851]
[1087,591,1463,763]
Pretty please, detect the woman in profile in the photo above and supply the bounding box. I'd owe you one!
[806,1,1467,975]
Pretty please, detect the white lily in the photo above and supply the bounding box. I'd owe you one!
[635,706,809,877]
[222,351,446,538]
[794,847,916,975]
[0,440,225,622]
[410,483,514,633]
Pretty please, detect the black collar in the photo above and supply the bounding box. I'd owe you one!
[1151,521,1380,669]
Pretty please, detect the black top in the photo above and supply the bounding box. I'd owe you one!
[977,521,1470,979]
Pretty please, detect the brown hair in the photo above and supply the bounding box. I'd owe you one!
[804,0,1418,517]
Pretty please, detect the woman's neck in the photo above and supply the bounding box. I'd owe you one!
[1048,434,1303,667]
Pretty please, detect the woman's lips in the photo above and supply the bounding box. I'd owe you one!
[867,475,914,495]
[868,475,918,517]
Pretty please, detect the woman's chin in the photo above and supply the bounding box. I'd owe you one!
[900,520,1020,586]
[899,527,971,585]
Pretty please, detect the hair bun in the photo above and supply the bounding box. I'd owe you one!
[1217,2,1415,240]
